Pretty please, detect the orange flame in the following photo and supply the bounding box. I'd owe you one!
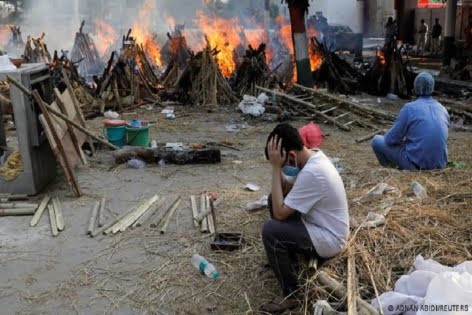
[377,50,386,65]
[194,10,242,77]
[94,20,117,57]
[275,16,294,55]
[132,0,163,67]
[0,25,11,48]
[310,52,323,72]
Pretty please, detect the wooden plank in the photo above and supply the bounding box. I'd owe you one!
[54,88,87,166]
[190,195,200,227]
[206,195,215,235]
[132,197,162,228]
[150,195,180,229]
[113,195,160,233]
[61,68,95,154]
[200,194,209,233]
[0,209,36,216]
[321,106,338,114]
[347,252,357,315]
[53,197,65,231]
[30,195,50,226]
[98,197,105,227]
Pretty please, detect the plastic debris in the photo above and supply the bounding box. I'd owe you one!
[244,183,261,192]
[238,94,267,117]
[127,159,145,169]
[245,195,268,211]
[104,110,120,120]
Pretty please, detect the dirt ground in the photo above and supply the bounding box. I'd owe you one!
[1,93,471,315]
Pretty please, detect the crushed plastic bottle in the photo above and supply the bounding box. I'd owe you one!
[128,158,145,169]
[411,181,428,200]
[191,254,219,279]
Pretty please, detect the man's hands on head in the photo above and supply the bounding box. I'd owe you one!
[267,136,286,169]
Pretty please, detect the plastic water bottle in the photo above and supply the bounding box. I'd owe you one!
[191,254,219,279]
[411,181,428,200]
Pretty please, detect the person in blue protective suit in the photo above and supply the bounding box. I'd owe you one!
[372,72,450,170]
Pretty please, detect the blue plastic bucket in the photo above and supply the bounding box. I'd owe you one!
[104,125,127,147]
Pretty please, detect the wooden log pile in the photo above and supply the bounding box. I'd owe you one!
[310,37,362,95]
[229,43,274,97]
[70,21,105,81]
[173,39,238,106]
[362,43,415,98]
[160,32,192,88]
[94,29,161,112]
[23,33,51,64]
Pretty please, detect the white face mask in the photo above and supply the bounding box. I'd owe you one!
[282,172,297,185]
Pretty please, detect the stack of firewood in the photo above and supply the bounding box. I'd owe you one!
[160,32,192,88]
[230,43,275,96]
[311,37,362,95]
[23,34,52,64]
[174,38,237,106]
[70,21,105,81]
[362,43,414,98]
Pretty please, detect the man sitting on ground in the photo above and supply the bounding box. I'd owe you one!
[260,123,349,314]
[372,72,450,170]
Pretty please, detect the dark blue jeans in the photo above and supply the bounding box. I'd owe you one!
[372,135,417,170]
[261,195,317,297]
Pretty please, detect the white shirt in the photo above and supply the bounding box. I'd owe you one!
[284,150,350,258]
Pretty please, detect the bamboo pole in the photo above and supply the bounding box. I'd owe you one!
[347,252,357,315]
[150,195,180,228]
[294,83,397,121]
[0,203,38,209]
[0,209,36,216]
[206,195,215,235]
[317,271,379,315]
[112,195,159,233]
[256,86,351,131]
[53,197,65,231]
[0,194,28,201]
[48,204,58,237]
[200,194,209,233]
[98,198,106,227]
[132,197,163,228]
[91,207,136,238]
[190,195,199,228]
[356,130,386,143]
[30,195,50,226]
[159,199,181,234]
[87,201,100,235]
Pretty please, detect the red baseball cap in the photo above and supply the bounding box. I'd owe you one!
[299,123,323,149]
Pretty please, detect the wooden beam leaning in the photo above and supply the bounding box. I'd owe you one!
[6,75,118,150]
[53,88,87,165]
[256,86,351,131]
[53,197,65,231]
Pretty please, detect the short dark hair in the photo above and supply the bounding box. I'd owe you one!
[421,19,425,23]
[264,123,304,161]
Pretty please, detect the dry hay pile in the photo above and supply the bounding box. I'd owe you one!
[300,165,472,312]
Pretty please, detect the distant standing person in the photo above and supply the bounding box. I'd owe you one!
[416,19,428,55]
[384,17,397,45]
[431,19,442,55]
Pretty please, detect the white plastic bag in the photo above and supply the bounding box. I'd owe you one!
[0,55,16,71]
[372,291,424,315]
[418,271,472,315]
[414,255,453,273]
[394,270,437,298]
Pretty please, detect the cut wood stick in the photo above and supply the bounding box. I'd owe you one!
[132,197,163,228]
[200,194,209,233]
[0,209,36,216]
[194,206,213,223]
[98,198,106,227]
[113,195,160,233]
[356,129,386,143]
[0,203,38,209]
[30,195,50,226]
[256,86,351,131]
[91,206,137,237]
[48,205,59,237]
[190,195,199,227]
[87,201,100,235]
[0,194,29,201]
[347,251,357,315]
[53,197,65,231]
[159,199,181,234]
[317,271,379,315]
[206,195,215,235]
[150,195,180,228]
